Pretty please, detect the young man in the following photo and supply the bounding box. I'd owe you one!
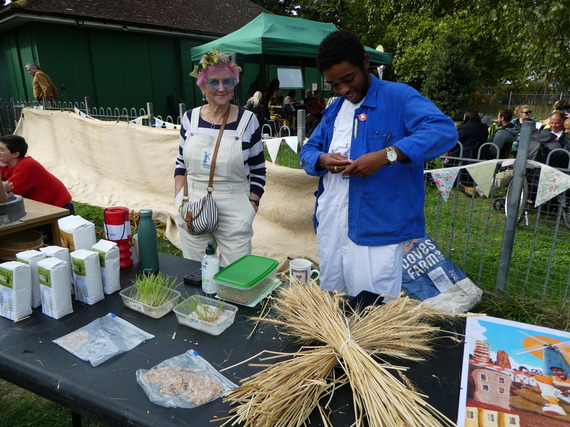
[0,135,73,212]
[300,31,456,297]
[492,109,518,158]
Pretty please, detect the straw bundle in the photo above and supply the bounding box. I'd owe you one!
[221,281,465,427]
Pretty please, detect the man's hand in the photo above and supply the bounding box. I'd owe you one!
[343,151,385,178]
[318,153,352,174]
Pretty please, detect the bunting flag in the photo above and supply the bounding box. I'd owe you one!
[429,169,460,201]
[465,161,498,197]
[283,136,300,153]
[264,137,282,164]
[535,164,570,207]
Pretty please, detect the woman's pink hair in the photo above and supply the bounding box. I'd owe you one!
[196,61,240,88]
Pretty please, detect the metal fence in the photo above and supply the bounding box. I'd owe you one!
[277,126,570,303]
[2,98,569,303]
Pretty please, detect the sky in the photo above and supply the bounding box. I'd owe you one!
[466,316,570,372]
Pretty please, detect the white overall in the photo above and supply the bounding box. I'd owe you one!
[316,100,403,297]
[174,108,256,267]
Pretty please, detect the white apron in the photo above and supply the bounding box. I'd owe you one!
[174,107,256,267]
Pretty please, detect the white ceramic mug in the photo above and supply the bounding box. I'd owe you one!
[289,258,320,284]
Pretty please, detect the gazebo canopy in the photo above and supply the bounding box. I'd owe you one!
[190,13,392,66]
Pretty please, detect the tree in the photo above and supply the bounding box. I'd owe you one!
[422,31,477,119]
[249,0,570,91]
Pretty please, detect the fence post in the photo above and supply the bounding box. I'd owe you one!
[84,96,91,115]
[146,102,154,127]
[495,121,533,294]
[296,109,306,168]
[508,91,512,108]
[178,103,186,124]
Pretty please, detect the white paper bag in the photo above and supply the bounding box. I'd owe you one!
[37,257,73,319]
[92,239,120,295]
[16,249,46,309]
[70,249,104,305]
[40,245,74,290]
[0,261,32,321]
[58,215,97,252]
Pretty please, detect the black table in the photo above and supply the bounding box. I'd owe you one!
[0,253,465,426]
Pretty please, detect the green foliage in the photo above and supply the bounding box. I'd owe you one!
[421,31,477,120]
[252,0,570,92]
[129,272,178,307]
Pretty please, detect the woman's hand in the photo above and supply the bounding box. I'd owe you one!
[3,181,13,192]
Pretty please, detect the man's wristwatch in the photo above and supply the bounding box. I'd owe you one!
[385,146,398,165]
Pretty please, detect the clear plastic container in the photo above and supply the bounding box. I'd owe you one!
[214,255,278,305]
[174,295,237,336]
[120,285,180,319]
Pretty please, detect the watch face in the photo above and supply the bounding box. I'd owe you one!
[387,150,398,162]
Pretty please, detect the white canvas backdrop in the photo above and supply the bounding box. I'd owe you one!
[14,108,318,269]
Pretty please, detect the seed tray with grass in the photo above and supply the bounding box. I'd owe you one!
[174,295,237,336]
[120,272,180,319]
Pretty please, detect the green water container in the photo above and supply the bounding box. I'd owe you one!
[137,209,159,274]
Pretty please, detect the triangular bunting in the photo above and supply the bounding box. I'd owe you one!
[264,137,282,163]
[466,160,498,197]
[430,169,459,201]
[535,164,570,207]
[283,136,300,153]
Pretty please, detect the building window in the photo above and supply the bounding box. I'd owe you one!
[482,384,490,392]
[466,410,475,419]
[499,387,506,394]
[480,373,488,381]
[487,413,495,422]
[499,377,505,383]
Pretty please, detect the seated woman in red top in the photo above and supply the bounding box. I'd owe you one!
[0,135,74,214]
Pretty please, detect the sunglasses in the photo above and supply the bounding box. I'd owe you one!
[522,110,532,114]
[205,77,237,91]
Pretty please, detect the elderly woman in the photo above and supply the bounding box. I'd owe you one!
[174,48,266,266]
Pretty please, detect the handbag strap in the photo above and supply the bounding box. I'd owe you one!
[183,105,231,198]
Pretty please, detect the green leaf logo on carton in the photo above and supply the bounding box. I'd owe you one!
[94,249,106,267]
[72,258,87,277]
[38,266,52,288]
[0,268,14,289]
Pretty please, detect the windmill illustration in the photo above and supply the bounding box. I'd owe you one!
[516,333,570,375]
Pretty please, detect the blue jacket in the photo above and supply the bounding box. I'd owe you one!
[300,76,457,246]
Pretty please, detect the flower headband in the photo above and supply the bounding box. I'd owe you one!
[190,48,242,79]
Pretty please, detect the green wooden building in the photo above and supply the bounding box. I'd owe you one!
[0,0,267,118]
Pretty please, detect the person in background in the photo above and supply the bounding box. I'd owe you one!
[25,62,58,103]
[450,110,488,195]
[564,118,570,151]
[269,88,292,129]
[300,30,456,297]
[511,104,536,133]
[304,89,327,136]
[527,110,567,163]
[262,78,280,122]
[553,100,570,118]
[174,48,265,267]
[491,109,517,158]
[245,90,265,128]
[0,135,73,213]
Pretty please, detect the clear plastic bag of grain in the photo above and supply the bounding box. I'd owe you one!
[136,350,237,408]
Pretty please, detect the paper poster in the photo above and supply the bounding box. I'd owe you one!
[458,316,570,426]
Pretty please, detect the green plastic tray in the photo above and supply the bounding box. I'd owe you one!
[213,255,278,289]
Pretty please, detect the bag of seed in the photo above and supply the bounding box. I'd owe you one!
[92,240,120,295]
[0,261,32,321]
[70,249,104,305]
[16,249,46,309]
[37,257,73,319]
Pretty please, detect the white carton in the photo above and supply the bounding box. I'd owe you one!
[37,257,73,319]
[40,245,74,290]
[58,215,97,252]
[70,249,104,305]
[16,249,46,309]
[92,239,120,295]
[0,261,32,321]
